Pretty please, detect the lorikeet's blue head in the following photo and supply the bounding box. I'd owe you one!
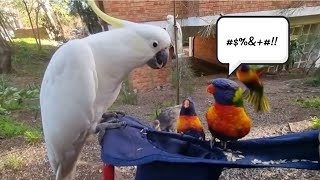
[240,64,250,72]
[180,97,197,116]
[207,78,244,107]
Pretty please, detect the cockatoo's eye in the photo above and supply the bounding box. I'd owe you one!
[153,41,158,48]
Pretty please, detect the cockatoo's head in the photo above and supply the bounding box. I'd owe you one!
[207,78,244,107]
[88,0,171,69]
[132,24,171,69]
[166,15,174,25]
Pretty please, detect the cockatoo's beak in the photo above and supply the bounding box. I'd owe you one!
[147,49,169,69]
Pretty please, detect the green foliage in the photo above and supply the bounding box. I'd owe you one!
[295,96,320,108]
[278,36,304,71]
[304,68,320,87]
[24,130,42,144]
[0,83,39,114]
[304,77,320,87]
[7,0,35,28]
[3,154,25,171]
[148,98,176,121]
[116,79,138,105]
[171,58,196,98]
[52,0,73,24]
[287,25,320,73]
[0,71,41,140]
[311,116,320,129]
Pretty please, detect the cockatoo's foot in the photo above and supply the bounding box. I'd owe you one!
[95,111,126,144]
[100,111,125,123]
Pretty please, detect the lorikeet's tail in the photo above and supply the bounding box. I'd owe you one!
[243,88,270,112]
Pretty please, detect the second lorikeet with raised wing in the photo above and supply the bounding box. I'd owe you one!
[176,98,205,140]
[236,64,270,112]
[206,78,252,150]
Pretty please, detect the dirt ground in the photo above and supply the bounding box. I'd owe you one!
[0,73,319,180]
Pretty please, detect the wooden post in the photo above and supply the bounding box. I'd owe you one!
[173,0,180,105]
[189,37,193,57]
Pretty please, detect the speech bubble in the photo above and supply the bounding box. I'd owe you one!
[216,16,289,75]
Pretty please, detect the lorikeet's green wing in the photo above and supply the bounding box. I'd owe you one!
[248,65,270,76]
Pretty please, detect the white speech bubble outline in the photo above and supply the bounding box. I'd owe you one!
[216,16,290,75]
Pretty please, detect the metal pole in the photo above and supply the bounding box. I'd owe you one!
[173,0,180,105]
[103,163,115,180]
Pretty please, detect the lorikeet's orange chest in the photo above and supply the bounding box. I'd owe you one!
[177,115,204,133]
[206,103,252,141]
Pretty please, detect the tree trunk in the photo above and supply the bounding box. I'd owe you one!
[54,11,65,40]
[40,0,58,28]
[35,1,42,49]
[0,43,12,74]
[22,0,40,49]
[0,9,13,74]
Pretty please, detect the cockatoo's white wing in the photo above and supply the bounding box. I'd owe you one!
[40,39,98,179]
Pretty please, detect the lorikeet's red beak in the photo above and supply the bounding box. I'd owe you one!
[183,99,190,108]
[207,84,215,94]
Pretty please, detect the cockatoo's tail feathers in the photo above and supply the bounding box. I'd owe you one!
[87,0,124,28]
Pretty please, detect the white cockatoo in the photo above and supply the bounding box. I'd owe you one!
[165,14,184,58]
[39,1,171,179]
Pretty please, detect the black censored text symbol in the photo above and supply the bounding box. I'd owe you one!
[226,36,278,47]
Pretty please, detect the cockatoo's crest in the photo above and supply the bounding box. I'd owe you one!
[87,0,124,28]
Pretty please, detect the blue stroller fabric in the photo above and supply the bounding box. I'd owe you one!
[100,114,320,180]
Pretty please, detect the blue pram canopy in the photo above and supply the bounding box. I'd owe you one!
[100,114,320,180]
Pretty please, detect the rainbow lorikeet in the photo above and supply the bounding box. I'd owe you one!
[236,64,270,112]
[206,78,252,150]
[176,98,205,140]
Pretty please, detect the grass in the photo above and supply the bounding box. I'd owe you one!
[11,38,57,78]
[295,96,320,108]
[116,78,138,105]
[24,130,42,144]
[311,116,320,129]
[2,154,25,171]
[0,75,41,140]
[0,115,42,144]
[0,115,28,137]
[148,98,176,122]
[106,104,117,112]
